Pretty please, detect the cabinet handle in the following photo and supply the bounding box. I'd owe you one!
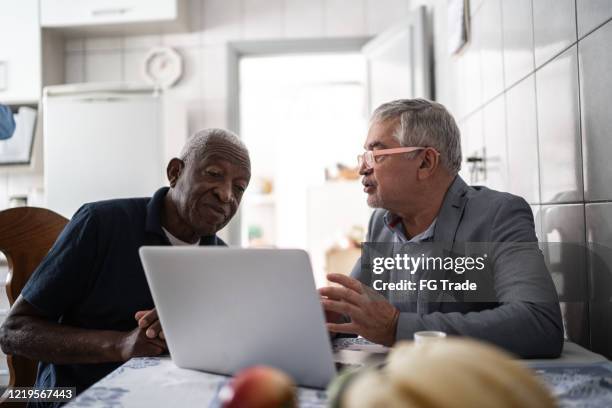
[466,149,487,184]
[91,8,131,17]
[80,97,126,103]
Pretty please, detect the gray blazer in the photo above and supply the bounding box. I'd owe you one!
[351,176,564,358]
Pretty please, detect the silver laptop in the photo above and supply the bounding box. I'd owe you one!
[139,247,337,389]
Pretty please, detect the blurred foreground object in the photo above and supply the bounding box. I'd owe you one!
[330,338,556,408]
[221,366,297,408]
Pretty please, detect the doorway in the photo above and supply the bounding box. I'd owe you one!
[238,51,371,285]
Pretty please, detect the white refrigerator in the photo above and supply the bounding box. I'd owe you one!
[43,84,164,219]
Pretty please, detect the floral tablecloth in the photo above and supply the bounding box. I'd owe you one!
[66,356,326,408]
[66,339,612,408]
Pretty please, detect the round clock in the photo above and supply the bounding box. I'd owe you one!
[142,46,183,89]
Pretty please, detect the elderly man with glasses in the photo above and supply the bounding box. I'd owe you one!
[319,99,563,358]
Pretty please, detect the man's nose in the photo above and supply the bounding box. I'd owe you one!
[359,162,372,176]
[214,183,233,203]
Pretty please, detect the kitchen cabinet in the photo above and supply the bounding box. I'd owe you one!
[40,0,187,34]
[0,0,41,104]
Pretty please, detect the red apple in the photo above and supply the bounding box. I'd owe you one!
[221,366,297,408]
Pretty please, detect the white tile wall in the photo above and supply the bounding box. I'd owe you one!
[365,0,410,35]
[85,51,123,83]
[324,0,366,37]
[201,45,228,100]
[85,37,123,51]
[168,47,203,99]
[201,98,228,129]
[61,0,412,84]
[202,0,243,44]
[478,0,504,103]
[58,0,411,133]
[285,0,325,38]
[65,38,85,52]
[161,31,201,48]
[65,52,85,83]
[243,0,284,39]
[123,35,162,50]
[123,50,148,83]
[185,0,205,32]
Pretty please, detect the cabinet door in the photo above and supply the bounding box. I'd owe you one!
[41,0,179,27]
[362,6,431,114]
[0,0,41,104]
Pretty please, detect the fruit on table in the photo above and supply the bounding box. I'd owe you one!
[333,338,556,408]
[221,366,297,408]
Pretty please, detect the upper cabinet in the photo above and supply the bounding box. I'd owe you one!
[0,0,41,104]
[40,0,187,35]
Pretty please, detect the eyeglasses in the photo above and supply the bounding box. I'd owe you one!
[357,146,428,169]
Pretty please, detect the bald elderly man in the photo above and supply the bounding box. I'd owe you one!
[0,128,251,402]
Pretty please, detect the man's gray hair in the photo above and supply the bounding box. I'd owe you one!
[370,99,462,174]
[179,128,248,164]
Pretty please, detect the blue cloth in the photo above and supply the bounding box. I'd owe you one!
[21,187,226,407]
[0,104,15,140]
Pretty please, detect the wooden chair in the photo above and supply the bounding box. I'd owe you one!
[0,207,68,391]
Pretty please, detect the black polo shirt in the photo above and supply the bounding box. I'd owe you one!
[21,187,225,402]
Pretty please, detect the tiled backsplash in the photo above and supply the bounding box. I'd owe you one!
[450,0,612,357]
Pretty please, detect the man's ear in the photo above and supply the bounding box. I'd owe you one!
[167,158,185,187]
[417,149,439,180]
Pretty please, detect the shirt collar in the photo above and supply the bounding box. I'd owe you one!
[145,187,221,246]
[383,211,437,243]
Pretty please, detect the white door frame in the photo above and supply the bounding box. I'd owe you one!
[224,37,371,245]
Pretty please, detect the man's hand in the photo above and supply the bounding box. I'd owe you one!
[135,308,164,340]
[323,307,345,325]
[117,326,167,361]
[319,273,400,347]
[319,297,345,324]
[0,296,169,365]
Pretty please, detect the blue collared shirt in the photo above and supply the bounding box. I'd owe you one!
[21,187,225,403]
[383,211,437,243]
[381,212,437,314]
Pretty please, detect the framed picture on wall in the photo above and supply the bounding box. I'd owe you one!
[448,0,470,55]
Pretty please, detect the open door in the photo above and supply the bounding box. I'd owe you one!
[362,6,432,114]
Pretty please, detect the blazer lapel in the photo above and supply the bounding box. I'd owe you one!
[434,176,470,249]
[418,176,470,313]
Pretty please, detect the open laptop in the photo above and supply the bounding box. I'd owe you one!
[139,247,339,389]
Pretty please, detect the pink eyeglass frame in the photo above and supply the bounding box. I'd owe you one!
[357,146,428,169]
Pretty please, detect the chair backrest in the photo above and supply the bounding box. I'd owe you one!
[0,207,68,389]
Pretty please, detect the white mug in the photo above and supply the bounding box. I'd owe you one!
[414,331,447,345]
